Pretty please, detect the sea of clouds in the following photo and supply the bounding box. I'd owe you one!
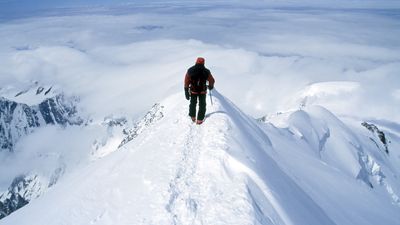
[0,0,399,119]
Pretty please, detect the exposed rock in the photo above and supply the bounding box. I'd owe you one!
[362,122,389,154]
[0,94,83,152]
[119,103,164,148]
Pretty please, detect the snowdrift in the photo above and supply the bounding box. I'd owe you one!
[1,91,399,225]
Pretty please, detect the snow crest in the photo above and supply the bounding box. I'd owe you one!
[1,91,399,225]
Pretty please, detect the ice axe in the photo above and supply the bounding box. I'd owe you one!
[209,88,214,106]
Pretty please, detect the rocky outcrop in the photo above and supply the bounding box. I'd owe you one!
[119,103,164,148]
[0,93,82,219]
[0,166,65,220]
[0,94,83,152]
[362,122,389,154]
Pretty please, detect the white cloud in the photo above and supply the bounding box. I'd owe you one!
[0,3,399,122]
[393,90,400,100]
[0,125,101,188]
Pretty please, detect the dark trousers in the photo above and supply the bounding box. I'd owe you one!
[189,94,207,121]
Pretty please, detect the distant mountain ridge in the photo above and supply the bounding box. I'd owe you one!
[0,94,83,152]
[0,86,83,219]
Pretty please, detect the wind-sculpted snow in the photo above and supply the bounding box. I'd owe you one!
[265,105,400,209]
[1,91,399,225]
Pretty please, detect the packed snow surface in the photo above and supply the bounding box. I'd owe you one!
[2,91,399,225]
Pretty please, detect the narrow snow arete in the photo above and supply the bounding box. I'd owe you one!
[1,90,399,225]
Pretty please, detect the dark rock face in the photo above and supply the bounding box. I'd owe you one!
[0,193,28,219]
[0,98,41,151]
[0,94,82,219]
[0,175,36,220]
[38,95,81,125]
[0,167,65,220]
[0,95,83,152]
[362,122,389,154]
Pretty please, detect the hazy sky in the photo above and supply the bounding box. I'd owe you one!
[2,0,400,12]
[1,0,116,9]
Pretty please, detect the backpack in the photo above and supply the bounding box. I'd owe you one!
[188,65,210,93]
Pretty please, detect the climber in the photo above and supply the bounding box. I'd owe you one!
[184,57,215,125]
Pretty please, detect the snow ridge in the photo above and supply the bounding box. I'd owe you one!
[1,91,399,225]
[164,105,254,225]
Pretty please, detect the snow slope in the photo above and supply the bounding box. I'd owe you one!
[1,91,399,225]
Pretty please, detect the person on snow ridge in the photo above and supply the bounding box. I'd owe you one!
[184,57,215,125]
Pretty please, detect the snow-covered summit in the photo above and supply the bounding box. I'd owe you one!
[0,81,59,106]
[1,91,399,225]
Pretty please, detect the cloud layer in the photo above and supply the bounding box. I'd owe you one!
[0,2,399,122]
